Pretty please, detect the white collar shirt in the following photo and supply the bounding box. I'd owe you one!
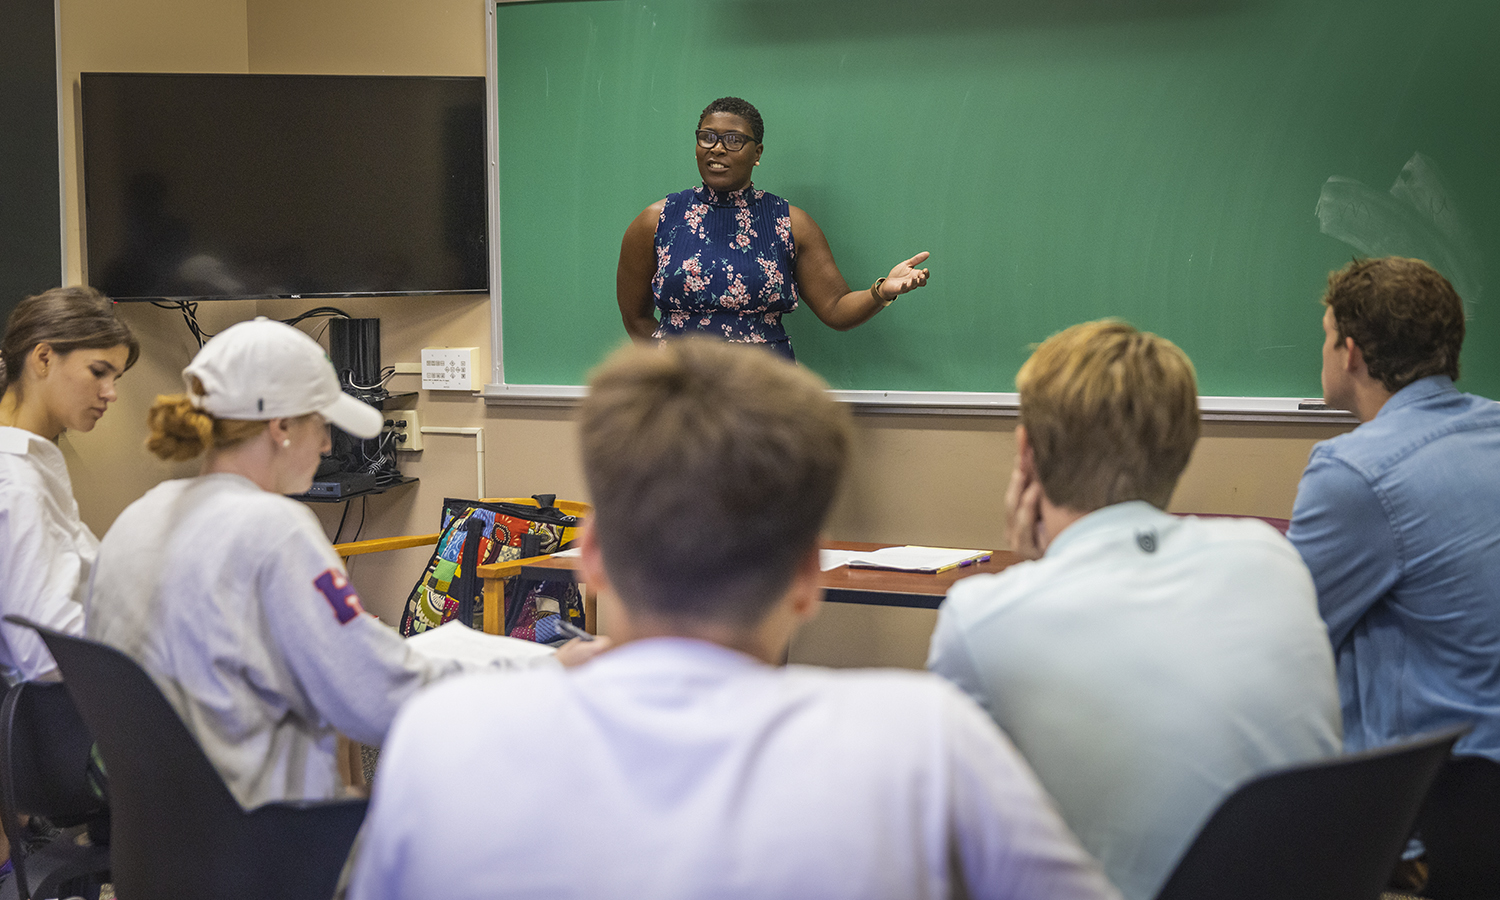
[0,426,90,682]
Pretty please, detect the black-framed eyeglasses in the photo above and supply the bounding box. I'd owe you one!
[696,129,756,152]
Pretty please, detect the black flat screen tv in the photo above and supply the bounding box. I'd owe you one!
[81,72,488,301]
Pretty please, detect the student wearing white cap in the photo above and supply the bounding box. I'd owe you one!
[85,318,604,807]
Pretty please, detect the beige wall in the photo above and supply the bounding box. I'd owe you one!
[246,0,484,76]
[55,0,1353,669]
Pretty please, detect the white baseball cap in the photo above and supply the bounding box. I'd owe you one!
[183,317,383,439]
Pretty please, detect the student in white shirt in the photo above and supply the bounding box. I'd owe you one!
[928,320,1341,900]
[343,337,1121,900]
[0,285,138,683]
[85,318,603,808]
[0,285,137,875]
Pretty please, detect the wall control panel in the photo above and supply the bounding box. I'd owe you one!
[421,347,478,391]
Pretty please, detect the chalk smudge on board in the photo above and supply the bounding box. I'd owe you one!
[1316,152,1485,304]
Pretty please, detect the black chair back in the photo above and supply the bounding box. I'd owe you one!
[1155,725,1467,900]
[7,616,366,900]
[1419,754,1500,900]
[0,680,111,900]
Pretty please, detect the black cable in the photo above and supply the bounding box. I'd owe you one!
[152,299,214,348]
[361,429,402,477]
[281,306,351,327]
[333,499,352,544]
[155,301,352,347]
[345,366,395,391]
[351,496,369,542]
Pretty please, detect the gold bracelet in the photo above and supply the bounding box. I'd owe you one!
[871,277,892,307]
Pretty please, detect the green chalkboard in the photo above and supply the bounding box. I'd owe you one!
[493,0,1498,398]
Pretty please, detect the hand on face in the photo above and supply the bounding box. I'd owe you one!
[1004,449,1048,561]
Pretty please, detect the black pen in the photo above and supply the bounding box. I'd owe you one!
[557,619,596,642]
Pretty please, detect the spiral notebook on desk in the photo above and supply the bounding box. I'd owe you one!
[821,546,992,574]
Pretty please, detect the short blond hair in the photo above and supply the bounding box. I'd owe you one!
[1017,320,1200,511]
[579,338,851,626]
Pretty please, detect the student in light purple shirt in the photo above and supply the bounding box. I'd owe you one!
[1288,256,1500,762]
[343,338,1120,900]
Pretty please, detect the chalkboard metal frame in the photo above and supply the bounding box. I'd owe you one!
[480,380,1354,424]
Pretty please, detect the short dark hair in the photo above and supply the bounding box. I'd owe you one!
[1017,320,1200,511]
[699,97,763,143]
[1323,257,1465,392]
[579,338,850,627]
[1,286,140,397]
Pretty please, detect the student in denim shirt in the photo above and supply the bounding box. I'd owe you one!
[1289,256,1500,762]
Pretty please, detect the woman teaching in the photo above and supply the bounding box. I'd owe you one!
[0,286,137,683]
[616,97,930,361]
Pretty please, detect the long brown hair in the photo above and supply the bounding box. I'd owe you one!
[0,286,140,397]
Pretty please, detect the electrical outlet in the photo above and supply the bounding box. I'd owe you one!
[386,410,423,452]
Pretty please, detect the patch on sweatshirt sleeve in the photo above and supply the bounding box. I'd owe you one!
[314,569,364,624]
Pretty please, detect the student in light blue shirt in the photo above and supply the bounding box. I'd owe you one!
[1288,256,1500,762]
[928,320,1341,900]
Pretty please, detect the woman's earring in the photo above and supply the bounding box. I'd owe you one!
[282,438,292,448]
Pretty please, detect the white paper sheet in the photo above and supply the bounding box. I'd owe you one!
[406,621,556,667]
[842,545,991,573]
[819,549,862,571]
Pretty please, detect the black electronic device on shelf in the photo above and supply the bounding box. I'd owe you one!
[317,317,410,496]
[79,72,488,301]
[304,472,378,500]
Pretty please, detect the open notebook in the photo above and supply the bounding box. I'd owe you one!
[820,546,992,574]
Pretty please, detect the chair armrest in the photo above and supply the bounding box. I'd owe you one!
[475,552,564,580]
[333,533,441,559]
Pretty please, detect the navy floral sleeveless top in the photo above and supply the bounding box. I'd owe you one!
[652,184,800,360]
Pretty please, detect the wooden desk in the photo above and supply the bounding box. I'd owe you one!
[514,541,1023,614]
[815,542,1023,609]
